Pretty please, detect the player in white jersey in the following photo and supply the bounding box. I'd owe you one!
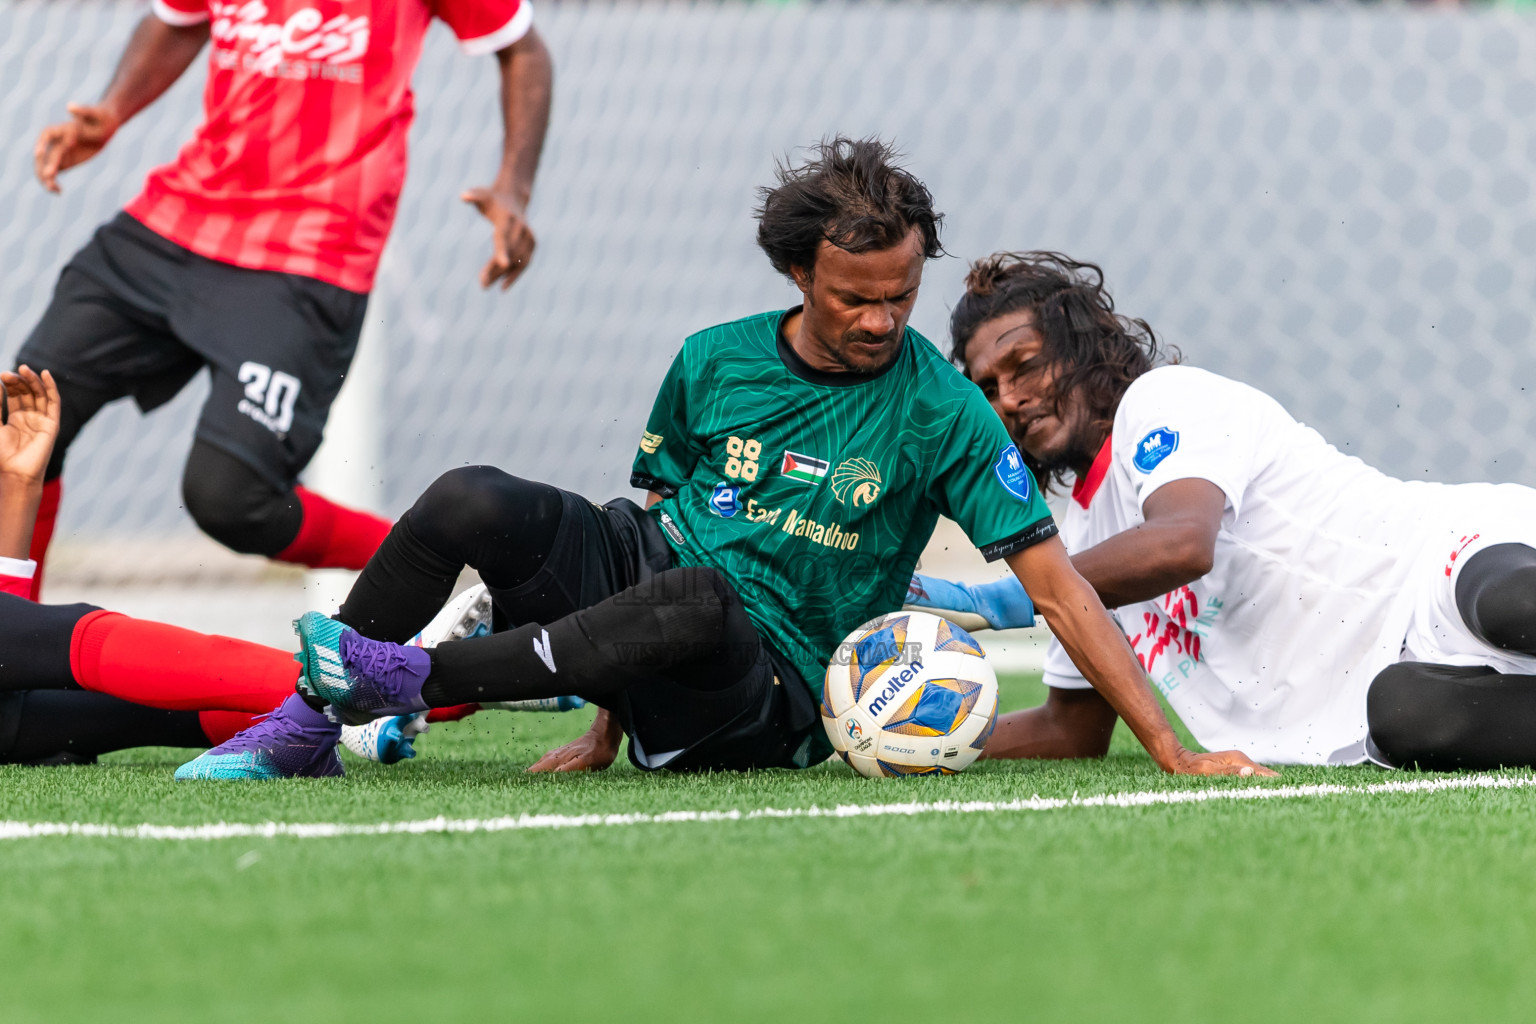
[910,251,1536,769]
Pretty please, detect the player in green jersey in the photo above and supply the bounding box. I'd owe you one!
[187,137,1271,780]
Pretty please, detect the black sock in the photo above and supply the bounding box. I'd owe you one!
[0,691,208,765]
[421,567,758,707]
[337,517,462,642]
[337,467,567,642]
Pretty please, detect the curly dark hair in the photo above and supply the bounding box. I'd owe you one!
[755,136,943,279]
[949,251,1177,492]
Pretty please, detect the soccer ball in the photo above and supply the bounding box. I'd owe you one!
[821,611,999,778]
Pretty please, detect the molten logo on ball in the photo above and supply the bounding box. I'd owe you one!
[821,611,999,779]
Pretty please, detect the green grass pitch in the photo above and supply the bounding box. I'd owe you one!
[1,673,1533,1022]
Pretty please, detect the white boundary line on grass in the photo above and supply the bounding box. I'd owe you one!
[1,773,1532,842]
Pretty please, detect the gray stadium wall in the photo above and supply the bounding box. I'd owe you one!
[3,0,1535,541]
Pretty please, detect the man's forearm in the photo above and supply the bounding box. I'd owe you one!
[1068,479,1225,608]
[591,707,621,743]
[0,478,43,561]
[493,29,553,202]
[99,16,209,126]
[1069,521,1208,608]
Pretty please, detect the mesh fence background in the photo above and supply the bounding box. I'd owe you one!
[4,0,1536,548]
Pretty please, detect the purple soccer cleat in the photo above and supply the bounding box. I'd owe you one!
[175,694,345,781]
[293,611,432,726]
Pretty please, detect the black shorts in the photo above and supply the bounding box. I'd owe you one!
[16,212,368,490]
[488,491,821,772]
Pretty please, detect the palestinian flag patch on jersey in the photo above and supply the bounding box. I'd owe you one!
[780,450,829,484]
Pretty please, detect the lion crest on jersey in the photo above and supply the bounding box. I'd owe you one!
[830,458,882,508]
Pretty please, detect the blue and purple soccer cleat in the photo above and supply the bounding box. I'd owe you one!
[174,693,344,781]
[293,611,431,726]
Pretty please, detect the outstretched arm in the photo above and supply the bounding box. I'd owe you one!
[463,27,554,290]
[910,479,1225,634]
[35,14,208,192]
[1005,536,1273,776]
[0,367,61,562]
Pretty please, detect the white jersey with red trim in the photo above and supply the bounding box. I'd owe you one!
[129,0,531,293]
[1044,365,1536,764]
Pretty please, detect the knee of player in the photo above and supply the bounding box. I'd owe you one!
[181,457,294,556]
[1366,663,1426,749]
[1467,564,1536,653]
[1366,662,1475,765]
[415,466,549,536]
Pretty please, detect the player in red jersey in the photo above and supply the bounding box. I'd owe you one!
[18,0,553,599]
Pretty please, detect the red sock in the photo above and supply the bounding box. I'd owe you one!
[70,611,300,713]
[27,478,61,601]
[274,486,392,570]
[198,710,268,746]
[427,703,481,723]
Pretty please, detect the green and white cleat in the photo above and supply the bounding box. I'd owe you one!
[293,610,354,710]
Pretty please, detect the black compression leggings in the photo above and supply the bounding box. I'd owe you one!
[421,566,764,707]
[1367,543,1536,769]
[338,466,567,642]
[1367,663,1536,771]
[0,691,208,765]
[0,595,93,691]
[335,466,763,708]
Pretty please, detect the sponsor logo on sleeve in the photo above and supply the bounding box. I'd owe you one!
[709,483,741,518]
[658,511,687,546]
[993,444,1032,502]
[1133,428,1180,473]
[640,431,663,454]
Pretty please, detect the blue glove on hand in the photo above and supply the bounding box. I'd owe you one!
[905,572,1035,630]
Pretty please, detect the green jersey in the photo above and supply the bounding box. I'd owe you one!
[631,308,1057,699]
